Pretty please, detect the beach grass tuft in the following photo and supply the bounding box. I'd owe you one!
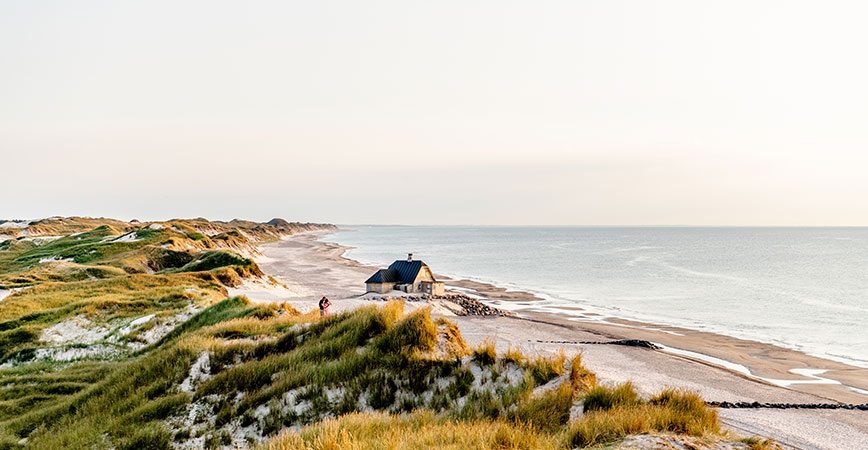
[569,386,719,446]
[582,382,642,412]
[740,436,783,450]
[569,354,596,392]
[472,337,497,366]
[525,349,566,385]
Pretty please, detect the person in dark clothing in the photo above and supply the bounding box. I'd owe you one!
[318,296,331,317]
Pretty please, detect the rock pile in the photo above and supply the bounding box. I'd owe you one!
[367,293,514,317]
[443,294,515,317]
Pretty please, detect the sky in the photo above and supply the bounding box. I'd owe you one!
[2,1,868,226]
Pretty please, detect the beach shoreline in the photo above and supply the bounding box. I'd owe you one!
[257,229,868,403]
[241,229,868,449]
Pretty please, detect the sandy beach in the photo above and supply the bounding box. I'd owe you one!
[241,231,868,450]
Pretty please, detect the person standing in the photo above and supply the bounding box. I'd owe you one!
[319,296,331,317]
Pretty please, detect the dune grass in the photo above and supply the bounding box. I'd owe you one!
[0,294,743,450]
[569,385,719,447]
[0,273,227,363]
[259,411,562,450]
[0,219,768,449]
[261,384,733,450]
[582,382,642,413]
[0,295,280,449]
[568,354,596,392]
[0,219,283,290]
[0,300,599,449]
[740,436,783,450]
[161,251,252,274]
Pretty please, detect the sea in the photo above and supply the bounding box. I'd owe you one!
[326,226,868,368]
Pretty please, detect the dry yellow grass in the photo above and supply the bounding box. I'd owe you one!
[502,343,525,365]
[260,411,562,450]
[568,354,596,392]
[569,388,720,447]
[472,337,497,365]
[433,317,470,358]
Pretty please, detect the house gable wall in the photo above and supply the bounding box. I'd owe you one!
[412,265,435,283]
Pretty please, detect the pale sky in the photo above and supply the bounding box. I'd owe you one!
[2,1,868,225]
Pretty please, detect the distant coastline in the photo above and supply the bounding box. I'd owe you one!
[315,227,868,404]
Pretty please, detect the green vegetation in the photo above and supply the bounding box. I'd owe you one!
[162,251,253,274]
[0,273,226,363]
[582,382,642,412]
[0,299,580,449]
[0,296,294,449]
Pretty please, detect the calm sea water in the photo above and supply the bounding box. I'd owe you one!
[327,226,868,368]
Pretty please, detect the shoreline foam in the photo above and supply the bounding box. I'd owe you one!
[305,230,868,404]
[345,242,868,371]
[332,226,868,372]
[246,229,868,448]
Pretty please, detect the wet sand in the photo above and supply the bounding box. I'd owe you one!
[246,230,868,449]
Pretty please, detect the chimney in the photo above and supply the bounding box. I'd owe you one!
[407,253,413,262]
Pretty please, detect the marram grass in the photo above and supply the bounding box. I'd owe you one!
[259,411,563,450]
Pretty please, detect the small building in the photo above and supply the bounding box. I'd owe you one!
[365,254,445,296]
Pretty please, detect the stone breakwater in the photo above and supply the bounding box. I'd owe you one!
[534,339,661,349]
[369,294,516,317]
[708,401,868,410]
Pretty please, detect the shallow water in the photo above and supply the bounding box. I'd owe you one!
[328,226,868,368]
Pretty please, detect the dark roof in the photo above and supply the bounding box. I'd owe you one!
[365,269,399,284]
[387,260,424,283]
[366,259,434,285]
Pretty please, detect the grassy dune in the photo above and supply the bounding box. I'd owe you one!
[0,217,774,450]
